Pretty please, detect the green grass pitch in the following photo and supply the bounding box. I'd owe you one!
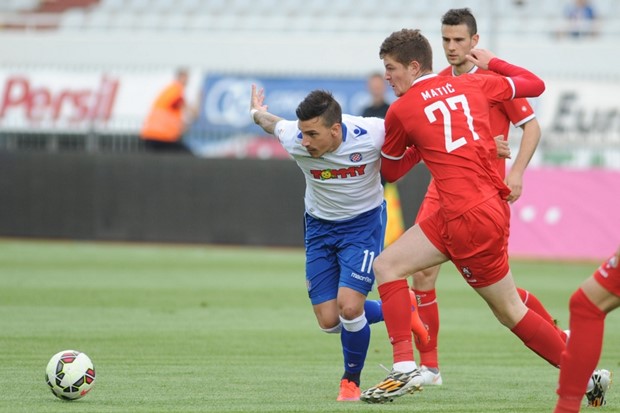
[1,239,619,412]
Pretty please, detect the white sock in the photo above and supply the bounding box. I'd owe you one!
[393,361,418,373]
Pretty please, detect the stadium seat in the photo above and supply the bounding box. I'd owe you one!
[59,9,87,31]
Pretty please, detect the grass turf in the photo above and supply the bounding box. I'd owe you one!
[0,239,619,412]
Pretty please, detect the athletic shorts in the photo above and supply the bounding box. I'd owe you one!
[415,193,441,224]
[415,180,440,224]
[304,201,387,305]
[419,195,510,288]
[593,254,620,297]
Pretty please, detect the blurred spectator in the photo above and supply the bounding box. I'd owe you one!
[559,0,599,38]
[361,73,390,119]
[140,68,195,153]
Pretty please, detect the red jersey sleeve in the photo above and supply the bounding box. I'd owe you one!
[381,146,422,183]
[488,58,545,98]
[501,97,535,127]
[381,108,409,160]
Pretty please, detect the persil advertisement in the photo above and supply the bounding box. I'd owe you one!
[0,69,173,133]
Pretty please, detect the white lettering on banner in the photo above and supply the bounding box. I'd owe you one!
[0,75,119,125]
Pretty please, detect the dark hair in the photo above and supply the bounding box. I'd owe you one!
[441,8,477,36]
[379,29,433,72]
[295,90,342,127]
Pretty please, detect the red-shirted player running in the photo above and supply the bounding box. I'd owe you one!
[410,8,567,388]
[360,28,562,404]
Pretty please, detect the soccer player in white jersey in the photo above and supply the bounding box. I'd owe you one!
[249,84,427,401]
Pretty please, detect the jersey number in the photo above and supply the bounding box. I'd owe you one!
[361,249,375,274]
[424,94,480,153]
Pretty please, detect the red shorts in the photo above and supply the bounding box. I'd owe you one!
[593,254,620,297]
[419,195,510,288]
[415,194,440,224]
[415,180,440,224]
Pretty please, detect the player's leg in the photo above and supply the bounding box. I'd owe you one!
[409,189,443,384]
[447,196,565,367]
[335,287,369,401]
[517,287,569,342]
[474,271,565,367]
[555,251,620,412]
[411,265,442,385]
[334,202,387,401]
[361,222,448,403]
[305,213,355,400]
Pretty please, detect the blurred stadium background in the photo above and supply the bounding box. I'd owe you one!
[0,0,618,259]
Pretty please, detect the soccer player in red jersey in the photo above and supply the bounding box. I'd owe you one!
[410,8,567,386]
[554,246,618,412]
[360,28,566,404]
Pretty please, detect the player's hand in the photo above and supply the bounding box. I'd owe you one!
[250,84,268,113]
[495,135,511,159]
[466,49,496,70]
[505,169,523,204]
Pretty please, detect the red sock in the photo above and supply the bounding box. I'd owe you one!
[555,288,606,412]
[412,288,439,368]
[378,279,415,363]
[511,309,565,367]
[518,288,568,343]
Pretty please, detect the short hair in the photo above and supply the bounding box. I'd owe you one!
[379,29,433,72]
[295,90,342,127]
[441,8,478,36]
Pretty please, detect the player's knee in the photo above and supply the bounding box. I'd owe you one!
[569,288,606,319]
[373,255,390,282]
[490,301,527,328]
[338,304,364,321]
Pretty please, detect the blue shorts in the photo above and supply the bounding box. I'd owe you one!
[304,201,387,305]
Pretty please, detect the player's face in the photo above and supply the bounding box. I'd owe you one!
[298,117,342,158]
[383,55,416,98]
[441,24,479,70]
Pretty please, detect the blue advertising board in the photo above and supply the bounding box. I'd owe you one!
[188,74,391,139]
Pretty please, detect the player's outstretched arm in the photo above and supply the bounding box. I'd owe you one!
[466,49,545,98]
[250,84,284,135]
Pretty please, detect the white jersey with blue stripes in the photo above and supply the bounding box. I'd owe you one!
[274,114,385,221]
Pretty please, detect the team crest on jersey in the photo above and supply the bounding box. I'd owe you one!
[350,152,363,162]
[461,266,472,277]
[600,255,619,278]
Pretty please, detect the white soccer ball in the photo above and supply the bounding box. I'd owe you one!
[45,350,96,400]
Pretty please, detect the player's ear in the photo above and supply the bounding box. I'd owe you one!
[408,60,420,75]
[331,122,342,137]
[472,33,480,47]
